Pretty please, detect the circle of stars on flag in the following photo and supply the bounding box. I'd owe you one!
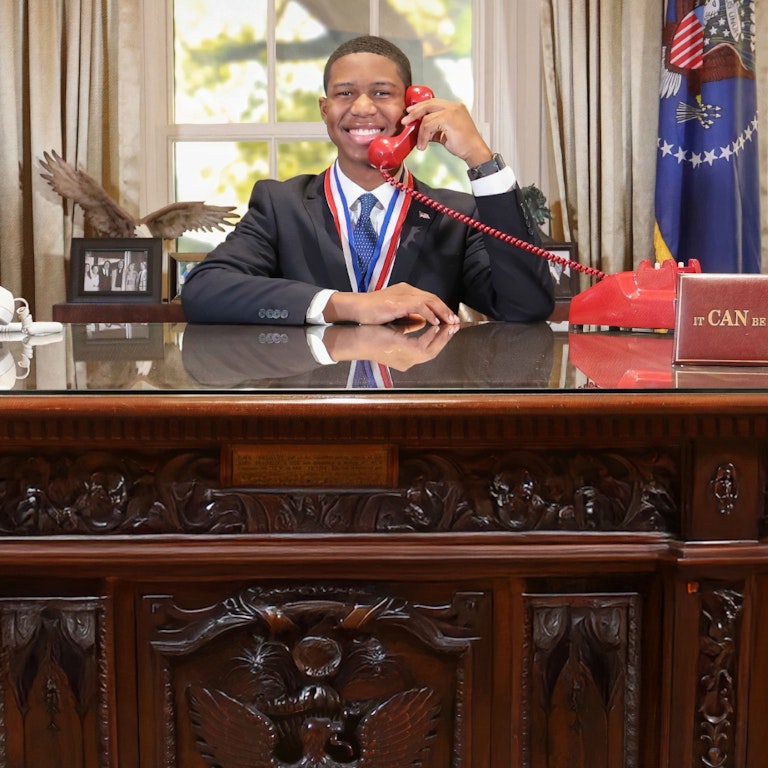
[657,114,758,168]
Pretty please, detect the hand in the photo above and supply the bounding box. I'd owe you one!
[323,282,460,326]
[401,97,493,168]
[323,322,459,371]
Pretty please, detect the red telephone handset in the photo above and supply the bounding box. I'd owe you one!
[367,85,435,170]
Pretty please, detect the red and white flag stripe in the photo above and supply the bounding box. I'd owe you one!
[669,10,704,70]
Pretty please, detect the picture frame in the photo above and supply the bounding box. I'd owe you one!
[546,242,581,301]
[68,238,163,303]
[168,252,206,300]
[71,322,165,362]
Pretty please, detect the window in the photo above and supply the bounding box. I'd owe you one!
[141,1,545,251]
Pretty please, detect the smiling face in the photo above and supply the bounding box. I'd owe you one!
[319,52,407,187]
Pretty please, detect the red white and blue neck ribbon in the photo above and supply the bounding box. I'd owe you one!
[324,162,412,292]
[348,358,394,389]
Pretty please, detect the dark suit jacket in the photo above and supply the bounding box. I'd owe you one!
[182,171,554,324]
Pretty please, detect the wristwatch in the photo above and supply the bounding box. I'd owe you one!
[467,153,506,181]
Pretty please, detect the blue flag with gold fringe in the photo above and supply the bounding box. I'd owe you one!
[654,0,760,273]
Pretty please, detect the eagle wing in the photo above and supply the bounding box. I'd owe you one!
[140,201,239,239]
[186,684,277,768]
[358,687,440,768]
[39,150,137,238]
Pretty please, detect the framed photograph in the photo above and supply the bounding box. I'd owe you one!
[168,252,206,300]
[71,322,165,361]
[546,242,581,301]
[68,238,162,303]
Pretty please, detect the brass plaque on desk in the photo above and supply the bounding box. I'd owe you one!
[224,444,397,488]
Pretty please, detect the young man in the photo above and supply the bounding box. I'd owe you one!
[182,35,554,326]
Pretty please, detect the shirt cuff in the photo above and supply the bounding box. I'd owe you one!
[305,325,336,365]
[469,165,517,197]
[306,289,337,325]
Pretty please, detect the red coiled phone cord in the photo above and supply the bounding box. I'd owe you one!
[380,168,606,280]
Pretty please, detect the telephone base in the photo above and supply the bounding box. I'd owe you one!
[568,331,674,388]
[568,259,701,331]
[1,321,64,336]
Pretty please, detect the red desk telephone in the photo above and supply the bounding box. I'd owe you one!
[367,87,698,330]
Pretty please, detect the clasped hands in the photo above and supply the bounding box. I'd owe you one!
[322,318,459,372]
[323,282,460,326]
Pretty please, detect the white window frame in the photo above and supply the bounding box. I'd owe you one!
[139,0,547,214]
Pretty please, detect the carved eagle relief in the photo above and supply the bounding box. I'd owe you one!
[39,150,238,239]
[186,684,439,768]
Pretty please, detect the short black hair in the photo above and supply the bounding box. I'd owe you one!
[323,35,412,93]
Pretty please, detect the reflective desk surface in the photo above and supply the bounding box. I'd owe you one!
[3,319,768,394]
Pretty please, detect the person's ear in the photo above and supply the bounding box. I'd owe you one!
[318,96,328,123]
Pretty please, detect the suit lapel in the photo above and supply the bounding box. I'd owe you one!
[387,186,435,285]
[302,171,356,289]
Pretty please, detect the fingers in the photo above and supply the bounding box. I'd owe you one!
[379,323,459,371]
[424,299,461,326]
[402,99,467,149]
[390,289,460,326]
[389,315,428,333]
[416,322,459,354]
[391,298,446,326]
[402,99,491,164]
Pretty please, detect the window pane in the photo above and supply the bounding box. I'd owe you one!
[379,0,474,191]
[381,0,474,107]
[406,147,468,192]
[276,141,337,180]
[174,0,269,124]
[174,141,269,250]
[169,1,474,193]
[274,0,364,122]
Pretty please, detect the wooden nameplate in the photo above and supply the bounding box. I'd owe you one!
[674,274,768,366]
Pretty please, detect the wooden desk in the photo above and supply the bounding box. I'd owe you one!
[0,322,766,767]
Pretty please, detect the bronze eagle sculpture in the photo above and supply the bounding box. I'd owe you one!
[39,150,238,239]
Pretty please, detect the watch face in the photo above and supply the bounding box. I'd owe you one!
[468,154,504,180]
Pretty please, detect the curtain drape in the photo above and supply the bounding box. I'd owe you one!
[0,0,142,320]
[540,0,661,277]
[759,0,768,271]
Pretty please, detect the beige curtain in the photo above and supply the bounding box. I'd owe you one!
[759,1,768,271]
[0,0,142,320]
[540,0,661,277]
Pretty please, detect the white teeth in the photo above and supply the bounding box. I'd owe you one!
[349,128,382,136]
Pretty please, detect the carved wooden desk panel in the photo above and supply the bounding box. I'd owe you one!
[0,390,766,768]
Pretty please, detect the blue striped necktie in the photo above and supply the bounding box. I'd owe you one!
[352,359,377,388]
[353,193,378,288]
